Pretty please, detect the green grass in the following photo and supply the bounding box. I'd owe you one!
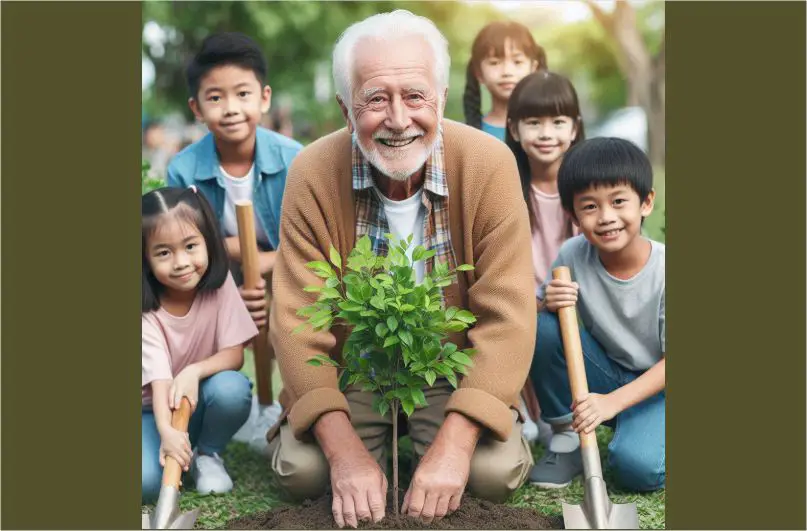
[144,352,665,529]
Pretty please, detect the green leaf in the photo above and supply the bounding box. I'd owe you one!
[401,397,415,416]
[403,315,417,327]
[424,370,437,386]
[445,307,458,321]
[307,358,322,367]
[303,285,322,293]
[450,351,474,367]
[326,277,341,288]
[329,246,342,270]
[376,398,390,418]
[411,387,427,406]
[370,296,386,311]
[338,301,364,312]
[453,310,476,324]
[456,264,474,271]
[412,245,426,262]
[321,287,342,299]
[338,370,351,391]
[357,235,372,254]
[446,372,458,388]
[386,316,398,332]
[312,354,339,367]
[383,335,400,348]
[352,322,369,332]
[421,249,436,261]
[292,323,308,335]
[443,321,468,332]
[375,322,389,338]
[401,304,415,312]
[399,330,413,347]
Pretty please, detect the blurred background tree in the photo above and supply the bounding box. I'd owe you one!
[142,0,665,242]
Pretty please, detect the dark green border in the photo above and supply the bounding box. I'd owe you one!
[1,1,805,529]
[1,2,142,529]
[666,2,805,529]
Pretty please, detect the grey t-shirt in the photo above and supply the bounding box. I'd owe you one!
[538,235,665,371]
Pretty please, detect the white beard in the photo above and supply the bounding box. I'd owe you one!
[353,121,443,182]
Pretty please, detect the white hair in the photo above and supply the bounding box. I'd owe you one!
[332,10,450,111]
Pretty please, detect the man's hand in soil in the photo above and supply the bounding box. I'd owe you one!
[402,412,481,524]
[239,277,268,328]
[314,411,387,528]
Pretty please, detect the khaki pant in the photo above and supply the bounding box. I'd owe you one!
[268,379,534,503]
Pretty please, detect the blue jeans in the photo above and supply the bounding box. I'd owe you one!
[530,311,665,492]
[142,370,252,502]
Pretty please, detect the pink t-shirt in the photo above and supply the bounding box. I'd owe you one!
[530,184,579,292]
[141,272,258,406]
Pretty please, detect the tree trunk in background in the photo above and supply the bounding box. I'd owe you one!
[586,0,665,166]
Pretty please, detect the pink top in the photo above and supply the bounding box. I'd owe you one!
[141,272,258,406]
[530,184,579,292]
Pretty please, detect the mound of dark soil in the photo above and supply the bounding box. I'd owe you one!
[227,495,562,529]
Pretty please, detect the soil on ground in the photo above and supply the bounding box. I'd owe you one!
[227,495,562,529]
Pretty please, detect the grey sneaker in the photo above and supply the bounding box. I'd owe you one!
[529,450,584,488]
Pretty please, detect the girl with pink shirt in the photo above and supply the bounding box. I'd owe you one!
[141,186,258,502]
[505,71,585,454]
[506,71,585,299]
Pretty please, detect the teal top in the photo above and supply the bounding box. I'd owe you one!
[481,120,507,142]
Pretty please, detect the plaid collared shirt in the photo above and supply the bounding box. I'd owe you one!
[352,134,457,276]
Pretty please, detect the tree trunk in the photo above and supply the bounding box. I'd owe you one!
[585,0,665,166]
[392,399,400,518]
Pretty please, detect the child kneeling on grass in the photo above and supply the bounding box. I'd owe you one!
[141,186,259,503]
[528,137,665,492]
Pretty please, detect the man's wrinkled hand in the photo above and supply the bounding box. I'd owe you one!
[402,438,471,524]
[330,448,388,529]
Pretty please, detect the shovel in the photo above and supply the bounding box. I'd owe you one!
[553,266,639,529]
[231,200,281,454]
[142,398,200,529]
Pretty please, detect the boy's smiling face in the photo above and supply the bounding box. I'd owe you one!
[189,64,271,146]
[572,183,655,255]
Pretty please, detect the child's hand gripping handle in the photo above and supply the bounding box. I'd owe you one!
[235,200,273,406]
[162,397,192,488]
[552,266,597,450]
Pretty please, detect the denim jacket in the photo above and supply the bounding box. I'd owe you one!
[166,127,303,251]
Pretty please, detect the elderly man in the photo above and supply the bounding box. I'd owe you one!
[267,10,536,528]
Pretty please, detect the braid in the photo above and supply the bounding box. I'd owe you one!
[463,62,483,129]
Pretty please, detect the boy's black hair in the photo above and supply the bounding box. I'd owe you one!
[142,187,229,313]
[558,137,653,216]
[186,32,268,99]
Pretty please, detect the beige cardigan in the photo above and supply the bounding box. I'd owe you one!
[270,119,536,442]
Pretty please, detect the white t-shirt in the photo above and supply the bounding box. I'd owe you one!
[220,164,270,246]
[373,186,426,283]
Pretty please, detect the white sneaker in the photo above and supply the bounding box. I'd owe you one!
[191,452,233,495]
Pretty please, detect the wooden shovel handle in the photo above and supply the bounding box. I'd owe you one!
[236,201,273,406]
[162,397,192,487]
[552,266,597,449]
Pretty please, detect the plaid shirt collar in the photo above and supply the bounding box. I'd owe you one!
[351,131,456,274]
[351,134,448,197]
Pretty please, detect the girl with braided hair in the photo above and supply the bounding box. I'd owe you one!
[463,21,547,141]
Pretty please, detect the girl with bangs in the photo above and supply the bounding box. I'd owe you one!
[141,186,258,502]
[506,71,586,479]
[464,21,548,141]
[506,70,585,295]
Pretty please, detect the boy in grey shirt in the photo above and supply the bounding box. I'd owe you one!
[529,138,665,492]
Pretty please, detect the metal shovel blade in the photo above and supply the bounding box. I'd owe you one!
[562,476,639,529]
[142,485,200,529]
